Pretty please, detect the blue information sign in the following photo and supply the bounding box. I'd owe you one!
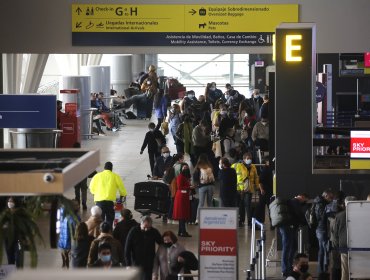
[0,95,57,128]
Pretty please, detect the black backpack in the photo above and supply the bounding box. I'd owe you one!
[305,203,318,229]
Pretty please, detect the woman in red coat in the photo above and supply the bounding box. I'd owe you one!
[173,164,192,237]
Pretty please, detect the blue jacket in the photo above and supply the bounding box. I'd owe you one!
[58,208,80,250]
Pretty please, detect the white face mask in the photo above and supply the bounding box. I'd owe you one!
[245,159,252,165]
[188,94,194,99]
[163,152,170,158]
[210,87,216,91]
[219,164,223,170]
[8,202,15,209]
[149,128,155,132]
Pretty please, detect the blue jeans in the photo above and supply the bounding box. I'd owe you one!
[279,226,297,275]
[316,230,329,273]
[197,185,214,219]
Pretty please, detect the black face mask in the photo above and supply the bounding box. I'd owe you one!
[164,242,173,248]
[182,170,191,178]
[300,264,309,273]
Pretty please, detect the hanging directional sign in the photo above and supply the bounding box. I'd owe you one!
[0,95,57,129]
[72,4,298,46]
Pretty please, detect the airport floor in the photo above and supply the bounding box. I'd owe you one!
[31,118,287,279]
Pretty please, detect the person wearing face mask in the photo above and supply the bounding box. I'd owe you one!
[168,104,183,154]
[221,128,236,161]
[140,122,166,175]
[277,194,309,277]
[312,189,334,274]
[58,199,81,269]
[249,89,264,121]
[173,164,193,237]
[192,120,211,164]
[218,157,237,207]
[251,115,269,152]
[152,231,185,280]
[286,253,310,280]
[125,216,162,280]
[205,82,224,107]
[219,109,237,139]
[231,153,259,227]
[152,146,173,179]
[181,90,197,115]
[92,242,120,268]
[3,197,24,267]
[88,221,123,267]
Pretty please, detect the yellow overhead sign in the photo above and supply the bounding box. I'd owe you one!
[72,4,298,33]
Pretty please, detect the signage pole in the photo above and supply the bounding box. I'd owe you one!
[0,54,3,148]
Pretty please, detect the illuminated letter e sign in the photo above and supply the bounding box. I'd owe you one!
[285,34,302,62]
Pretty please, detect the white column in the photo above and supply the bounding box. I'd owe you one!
[3,53,22,94]
[111,55,132,96]
[87,54,103,66]
[22,54,49,93]
[59,76,91,140]
[132,54,145,81]
[81,66,110,96]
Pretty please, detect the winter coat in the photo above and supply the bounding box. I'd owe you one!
[87,233,124,266]
[58,209,79,250]
[112,219,139,253]
[72,236,94,267]
[173,173,191,220]
[152,243,185,280]
[313,195,330,233]
[85,215,103,238]
[218,167,237,202]
[141,129,166,154]
[169,112,182,137]
[124,226,162,270]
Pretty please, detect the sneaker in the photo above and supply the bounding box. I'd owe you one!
[194,220,199,225]
[112,127,118,132]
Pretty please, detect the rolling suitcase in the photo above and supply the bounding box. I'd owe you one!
[134,196,168,214]
[134,180,170,215]
[134,181,169,198]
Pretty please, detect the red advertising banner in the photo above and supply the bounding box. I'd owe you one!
[350,131,370,158]
[200,229,237,256]
[65,103,78,117]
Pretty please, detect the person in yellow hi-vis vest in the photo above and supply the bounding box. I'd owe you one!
[232,152,260,228]
[90,161,127,227]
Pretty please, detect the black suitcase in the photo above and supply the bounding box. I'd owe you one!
[134,181,169,198]
[134,196,168,214]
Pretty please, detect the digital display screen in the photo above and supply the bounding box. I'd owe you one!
[365,52,370,67]
[350,131,370,158]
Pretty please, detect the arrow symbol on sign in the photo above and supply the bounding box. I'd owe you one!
[76,22,82,28]
[76,7,82,15]
[189,9,196,16]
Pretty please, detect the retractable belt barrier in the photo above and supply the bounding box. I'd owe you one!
[246,218,266,280]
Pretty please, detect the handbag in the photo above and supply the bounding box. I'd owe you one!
[161,121,169,136]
